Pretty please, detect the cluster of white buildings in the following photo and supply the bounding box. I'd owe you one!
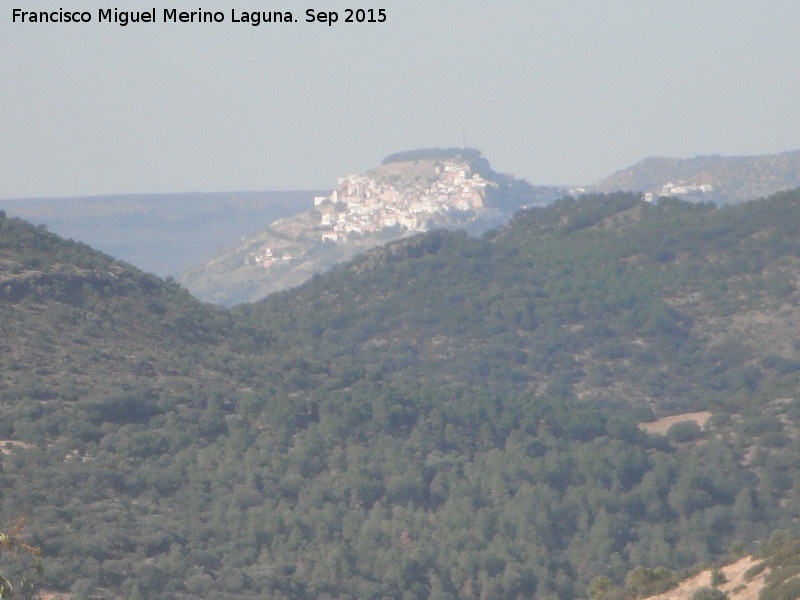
[644,182,714,202]
[314,161,490,242]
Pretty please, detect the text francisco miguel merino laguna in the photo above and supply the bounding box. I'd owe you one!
[11,7,388,26]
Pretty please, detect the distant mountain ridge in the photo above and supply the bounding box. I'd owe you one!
[5,148,800,305]
[0,191,316,276]
[586,149,800,204]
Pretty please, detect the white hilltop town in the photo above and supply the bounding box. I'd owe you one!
[178,147,800,305]
[252,156,495,267]
[177,148,564,304]
[316,159,491,241]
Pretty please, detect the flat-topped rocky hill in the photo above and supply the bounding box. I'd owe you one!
[179,148,563,304]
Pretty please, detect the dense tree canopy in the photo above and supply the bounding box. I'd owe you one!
[2,192,800,598]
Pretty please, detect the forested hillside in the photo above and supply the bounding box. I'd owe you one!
[1,191,800,600]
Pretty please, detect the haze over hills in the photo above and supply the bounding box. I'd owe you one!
[3,148,800,306]
[0,191,317,277]
[182,147,800,305]
[179,148,564,304]
[3,190,800,599]
[585,149,800,205]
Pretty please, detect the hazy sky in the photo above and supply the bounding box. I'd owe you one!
[3,1,799,199]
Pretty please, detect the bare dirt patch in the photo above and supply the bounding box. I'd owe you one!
[0,439,33,454]
[640,411,712,435]
[720,556,769,600]
[38,590,72,600]
[645,556,767,600]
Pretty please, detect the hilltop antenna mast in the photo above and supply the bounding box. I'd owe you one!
[461,128,466,149]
